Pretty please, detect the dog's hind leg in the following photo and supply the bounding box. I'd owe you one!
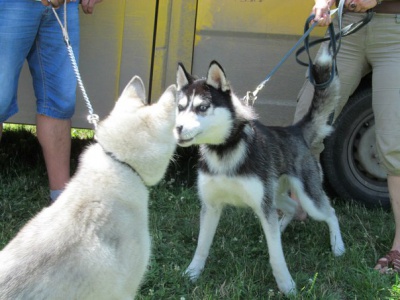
[277,197,297,233]
[185,202,223,281]
[290,177,345,256]
[317,196,346,257]
[275,175,297,232]
[255,205,296,295]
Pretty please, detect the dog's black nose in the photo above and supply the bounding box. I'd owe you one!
[176,125,183,134]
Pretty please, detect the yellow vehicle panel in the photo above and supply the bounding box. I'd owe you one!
[10,1,326,128]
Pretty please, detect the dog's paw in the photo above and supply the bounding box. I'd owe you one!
[183,260,204,282]
[183,267,202,282]
[277,279,297,296]
[333,242,346,257]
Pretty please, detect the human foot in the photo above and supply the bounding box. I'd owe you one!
[374,250,400,274]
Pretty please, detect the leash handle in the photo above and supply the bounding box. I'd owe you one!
[297,0,347,90]
[295,4,373,67]
[303,15,338,90]
[300,0,374,90]
[294,10,373,68]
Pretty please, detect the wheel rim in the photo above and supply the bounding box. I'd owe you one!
[345,109,388,194]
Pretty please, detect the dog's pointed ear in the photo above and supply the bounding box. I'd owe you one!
[158,84,177,109]
[157,84,177,121]
[121,75,147,105]
[206,60,230,92]
[177,63,194,90]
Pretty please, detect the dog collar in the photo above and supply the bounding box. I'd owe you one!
[96,141,144,184]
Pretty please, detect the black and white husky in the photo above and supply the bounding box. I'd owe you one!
[174,50,345,295]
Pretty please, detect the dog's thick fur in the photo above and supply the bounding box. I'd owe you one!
[0,77,177,299]
[175,50,345,295]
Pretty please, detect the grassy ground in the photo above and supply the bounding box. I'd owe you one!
[1,124,399,299]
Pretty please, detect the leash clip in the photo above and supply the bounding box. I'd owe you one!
[244,80,267,106]
[244,91,257,106]
[87,114,99,128]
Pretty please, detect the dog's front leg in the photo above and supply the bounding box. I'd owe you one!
[185,202,223,281]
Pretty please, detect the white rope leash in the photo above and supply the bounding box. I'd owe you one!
[50,1,99,129]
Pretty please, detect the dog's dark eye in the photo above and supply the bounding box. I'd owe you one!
[198,105,209,112]
[178,104,185,112]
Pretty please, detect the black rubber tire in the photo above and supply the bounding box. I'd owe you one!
[321,87,390,209]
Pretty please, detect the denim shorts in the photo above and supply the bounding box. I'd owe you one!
[0,0,80,122]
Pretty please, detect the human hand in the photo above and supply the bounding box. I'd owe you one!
[345,0,379,12]
[312,0,334,27]
[80,0,103,14]
[41,0,76,9]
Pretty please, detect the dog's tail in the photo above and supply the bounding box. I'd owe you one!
[296,47,340,150]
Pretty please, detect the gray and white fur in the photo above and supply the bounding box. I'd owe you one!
[174,49,344,296]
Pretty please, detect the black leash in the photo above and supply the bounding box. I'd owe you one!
[243,19,321,105]
[296,10,374,89]
[302,17,338,90]
[297,0,347,90]
[243,0,374,104]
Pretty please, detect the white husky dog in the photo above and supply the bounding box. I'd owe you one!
[0,76,177,299]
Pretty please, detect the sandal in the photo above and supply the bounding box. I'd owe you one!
[374,250,400,274]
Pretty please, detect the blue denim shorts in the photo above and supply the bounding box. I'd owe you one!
[0,0,80,122]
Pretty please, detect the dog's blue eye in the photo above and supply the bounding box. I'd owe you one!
[198,105,208,112]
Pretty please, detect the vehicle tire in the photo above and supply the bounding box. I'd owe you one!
[321,87,390,209]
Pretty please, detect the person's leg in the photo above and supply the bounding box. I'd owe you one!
[36,115,71,193]
[365,12,400,271]
[374,176,400,273]
[28,3,80,202]
[369,13,400,271]
[388,176,400,251]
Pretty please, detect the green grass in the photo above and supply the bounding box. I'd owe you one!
[1,124,399,299]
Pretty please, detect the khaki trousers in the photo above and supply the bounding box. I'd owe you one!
[294,12,400,175]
